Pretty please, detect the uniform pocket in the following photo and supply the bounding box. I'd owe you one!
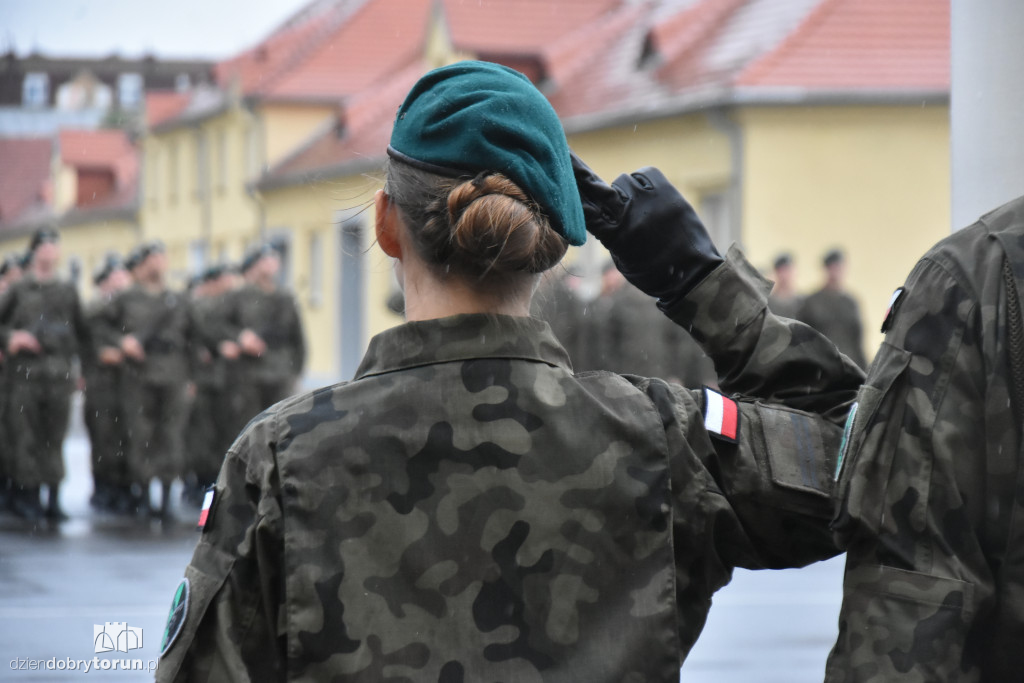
[829,563,973,681]
[832,343,912,540]
[758,403,840,501]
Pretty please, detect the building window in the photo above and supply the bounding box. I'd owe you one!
[267,233,292,288]
[188,240,208,276]
[117,73,143,109]
[245,124,261,178]
[168,142,179,203]
[146,146,160,204]
[196,129,208,200]
[216,129,227,191]
[175,73,191,92]
[699,190,735,252]
[23,73,49,107]
[308,231,323,308]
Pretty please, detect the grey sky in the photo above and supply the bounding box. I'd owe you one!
[0,0,310,59]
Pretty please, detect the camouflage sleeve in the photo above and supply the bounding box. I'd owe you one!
[664,245,864,424]
[156,416,285,682]
[826,254,988,682]
[646,246,864,576]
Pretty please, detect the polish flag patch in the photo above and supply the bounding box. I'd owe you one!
[703,387,739,443]
[197,487,216,531]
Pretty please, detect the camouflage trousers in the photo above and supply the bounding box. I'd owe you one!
[6,368,73,487]
[185,383,236,487]
[84,367,130,488]
[123,378,188,485]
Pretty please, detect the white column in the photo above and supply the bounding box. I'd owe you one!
[950,0,1024,229]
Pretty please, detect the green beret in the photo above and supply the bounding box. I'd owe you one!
[388,61,585,246]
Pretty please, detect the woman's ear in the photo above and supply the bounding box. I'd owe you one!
[375,189,402,259]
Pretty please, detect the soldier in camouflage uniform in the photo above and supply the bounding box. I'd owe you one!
[0,254,24,512]
[0,229,90,521]
[827,195,1024,682]
[797,249,867,369]
[600,264,715,385]
[83,256,132,512]
[767,252,803,320]
[224,244,305,422]
[183,265,240,504]
[157,62,862,681]
[101,242,193,520]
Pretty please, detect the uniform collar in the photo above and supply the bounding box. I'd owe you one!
[354,313,572,379]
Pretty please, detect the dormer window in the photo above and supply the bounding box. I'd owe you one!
[23,73,49,107]
[118,73,143,108]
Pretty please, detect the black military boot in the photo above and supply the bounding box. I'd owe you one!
[45,484,68,521]
[12,485,44,522]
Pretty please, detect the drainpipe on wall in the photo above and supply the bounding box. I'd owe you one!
[705,107,744,250]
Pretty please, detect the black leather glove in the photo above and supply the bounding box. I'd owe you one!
[572,151,723,305]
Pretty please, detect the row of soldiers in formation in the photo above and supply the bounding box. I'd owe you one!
[0,228,306,522]
[530,247,867,389]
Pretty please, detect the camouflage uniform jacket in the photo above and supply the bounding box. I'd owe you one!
[101,284,193,385]
[798,288,867,369]
[827,195,1024,682]
[224,284,306,383]
[188,295,233,390]
[158,248,863,682]
[0,276,89,378]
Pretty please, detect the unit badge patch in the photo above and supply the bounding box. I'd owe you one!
[160,578,190,658]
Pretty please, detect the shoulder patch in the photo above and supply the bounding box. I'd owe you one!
[703,387,739,443]
[197,486,217,532]
[835,402,858,481]
[881,287,906,333]
[160,578,190,658]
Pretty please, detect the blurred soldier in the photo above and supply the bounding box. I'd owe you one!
[598,263,716,385]
[102,242,192,520]
[531,268,583,365]
[0,254,25,512]
[828,195,1024,681]
[0,228,89,521]
[797,249,866,368]
[182,265,240,504]
[225,244,305,420]
[83,255,132,512]
[767,252,803,319]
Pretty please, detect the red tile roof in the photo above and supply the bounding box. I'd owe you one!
[737,0,949,89]
[256,0,952,184]
[443,0,621,56]
[58,129,138,189]
[145,91,192,128]
[264,0,433,101]
[0,138,53,227]
[268,60,426,181]
[214,0,371,96]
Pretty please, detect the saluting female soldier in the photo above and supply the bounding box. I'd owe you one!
[156,61,863,682]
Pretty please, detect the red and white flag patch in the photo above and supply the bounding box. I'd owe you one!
[703,387,739,443]
[197,487,216,531]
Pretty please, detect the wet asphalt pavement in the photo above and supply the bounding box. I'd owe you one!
[0,397,845,682]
